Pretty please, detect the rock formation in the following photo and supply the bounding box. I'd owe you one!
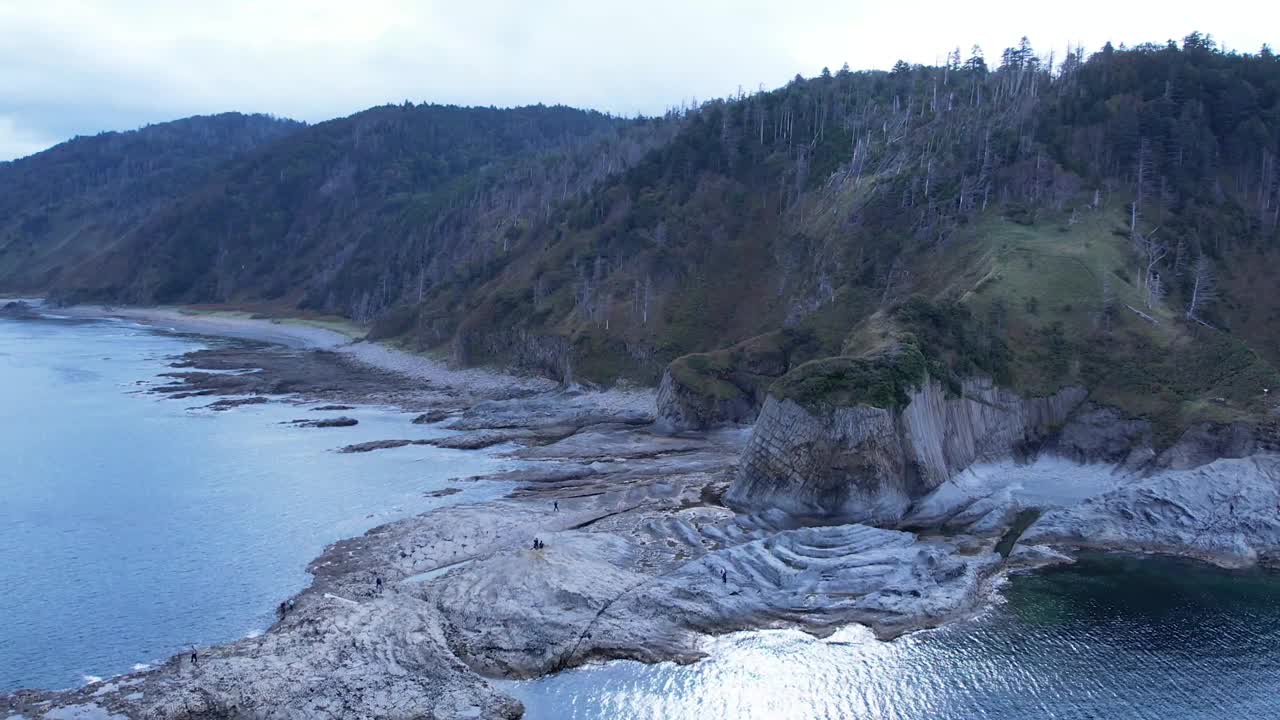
[727,377,1085,522]
[1021,455,1280,568]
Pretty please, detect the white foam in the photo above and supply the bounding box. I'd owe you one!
[81,675,103,685]
[130,663,151,672]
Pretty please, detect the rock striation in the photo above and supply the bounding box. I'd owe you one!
[727,377,1085,522]
[1021,455,1280,568]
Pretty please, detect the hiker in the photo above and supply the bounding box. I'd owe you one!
[554,501,559,512]
[278,601,287,618]
[721,569,727,584]
[375,577,383,593]
[533,537,540,550]
[191,648,199,667]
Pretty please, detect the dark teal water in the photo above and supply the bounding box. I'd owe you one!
[0,316,513,692]
[510,554,1280,719]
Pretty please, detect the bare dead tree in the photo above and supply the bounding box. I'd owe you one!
[1136,228,1167,308]
[1100,274,1115,331]
[1185,254,1218,324]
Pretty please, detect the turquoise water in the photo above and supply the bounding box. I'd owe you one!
[0,316,513,692]
[510,554,1280,719]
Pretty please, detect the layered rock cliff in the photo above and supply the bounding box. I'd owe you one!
[726,376,1086,522]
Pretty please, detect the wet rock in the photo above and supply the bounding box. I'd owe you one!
[312,404,354,411]
[339,439,430,453]
[427,429,542,450]
[202,395,269,411]
[412,409,452,424]
[0,300,37,318]
[1005,543,1076,571]
[288,416,358,428]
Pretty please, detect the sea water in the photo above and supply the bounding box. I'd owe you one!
[0,315,513,691]
[508,552,1280,718]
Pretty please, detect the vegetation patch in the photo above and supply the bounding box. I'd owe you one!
[771,342,929,412]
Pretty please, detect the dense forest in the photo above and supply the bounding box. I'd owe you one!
[0,113,302,290]
[3,33,1279,440]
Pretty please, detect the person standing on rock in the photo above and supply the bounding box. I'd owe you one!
[721,569,727,584]
[554,501,559,512]
[190,647,199,667]
[375,576,383,593]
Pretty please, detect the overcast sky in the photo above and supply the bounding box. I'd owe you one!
[2,0,1277,161]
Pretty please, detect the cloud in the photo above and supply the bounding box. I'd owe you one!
[0,115,59,162]
[1,0,1277,161]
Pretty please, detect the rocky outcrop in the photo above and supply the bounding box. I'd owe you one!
[412,409,451,424]
[5,418,1000,719]
[1153,422,1260,471]
[726,377,1086,522]
[1051,404,1153,466]
[655,368,756,431]
[655,329,816,431]
[1021,455,1280,568]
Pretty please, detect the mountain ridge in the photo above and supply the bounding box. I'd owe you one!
[4,33,1280,445]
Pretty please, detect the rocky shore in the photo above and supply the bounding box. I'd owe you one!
[7,307,1280,720]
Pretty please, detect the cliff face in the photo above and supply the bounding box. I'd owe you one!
[726,377,1086,522]
[655,368,758,431]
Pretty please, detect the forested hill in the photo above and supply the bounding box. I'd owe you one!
[0,103,663,313]
[5,34,1280,441]
[0,113,302,290]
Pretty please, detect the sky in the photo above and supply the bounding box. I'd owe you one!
[2,0,1278,161]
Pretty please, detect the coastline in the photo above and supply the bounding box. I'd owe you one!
[6,302,1280,719]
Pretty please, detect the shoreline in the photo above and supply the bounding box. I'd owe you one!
[7,303,1280,719]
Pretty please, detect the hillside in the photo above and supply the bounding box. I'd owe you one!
[5,33,1280,444]
[430,34,1280,418]
[33,104,671,321]
[0,113,302,291]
